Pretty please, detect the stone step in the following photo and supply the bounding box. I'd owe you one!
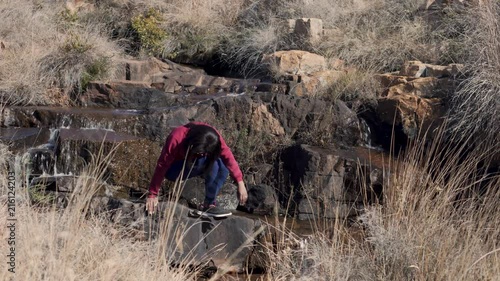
[0,127,51,152]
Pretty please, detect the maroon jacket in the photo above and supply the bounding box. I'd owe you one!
[148,122,243,198]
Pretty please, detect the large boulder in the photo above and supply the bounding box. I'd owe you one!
[88,198,261,272]
[280,144,387,219]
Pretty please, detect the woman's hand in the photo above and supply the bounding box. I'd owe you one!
[237,181,248,205]
[146,196,159,215]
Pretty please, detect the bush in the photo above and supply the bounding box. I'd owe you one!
[131,8,168,57]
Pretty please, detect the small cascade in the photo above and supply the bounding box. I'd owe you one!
[359,118,372,147]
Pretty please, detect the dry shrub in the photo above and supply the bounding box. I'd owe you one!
[0,0,122,105]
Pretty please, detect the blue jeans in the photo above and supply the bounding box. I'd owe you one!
[165,157,229,205]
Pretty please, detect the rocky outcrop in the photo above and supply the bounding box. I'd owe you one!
[82,81,181,109]
[262,50,346,96]
[106,58,283,97]
[372,61,462,141]
[263,50,327,76]
[90,197,261,272]
[280,144,387,219]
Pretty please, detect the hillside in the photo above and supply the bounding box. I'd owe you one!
[0,0,499,280]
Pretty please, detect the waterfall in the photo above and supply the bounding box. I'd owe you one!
[359,118,372,147]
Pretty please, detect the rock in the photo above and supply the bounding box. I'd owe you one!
[246,163,273,185]
[82,81,180,109]
[30,175,78,192]
[280,144,387,219]
[376,94,446,139]
[250,104,285,136]
[289,70,344,97]
[373,62,461,141]
[426,63,464,78]
[288,18,323,43]
[399,61,427,77]
[89,198,261,272]
[0,127,50,153]
[398,61,465,78]
[116,58,172,82]
[179,177,239,210]
[114,58,246,95]
[374,74,408,89]
[244,184,278,215]
[262,50,326,76]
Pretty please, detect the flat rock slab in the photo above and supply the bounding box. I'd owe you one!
[0,127,50,152]
[82,81,183,109]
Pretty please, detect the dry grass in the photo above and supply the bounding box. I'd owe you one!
[0,146,201,281]
[260,126,500,280]
[0,0,479,104]
[450,1,500,147]
[0,0,122,105]
[298,0,431,72]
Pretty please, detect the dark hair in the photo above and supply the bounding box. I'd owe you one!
[183,123,222,175]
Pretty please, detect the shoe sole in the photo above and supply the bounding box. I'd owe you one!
[190,210,232,218]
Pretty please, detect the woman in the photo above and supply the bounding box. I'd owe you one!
[146,122,248,217]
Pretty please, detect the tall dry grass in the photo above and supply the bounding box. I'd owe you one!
[0,146,201,281]
[0,0,122,106]
[450,1,500,149]
[261,126,500,280]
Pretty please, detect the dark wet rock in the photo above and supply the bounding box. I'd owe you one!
[0,127,51,152]
[280,144,387,219]
[30,175,79,192]
[244,184,278,215]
